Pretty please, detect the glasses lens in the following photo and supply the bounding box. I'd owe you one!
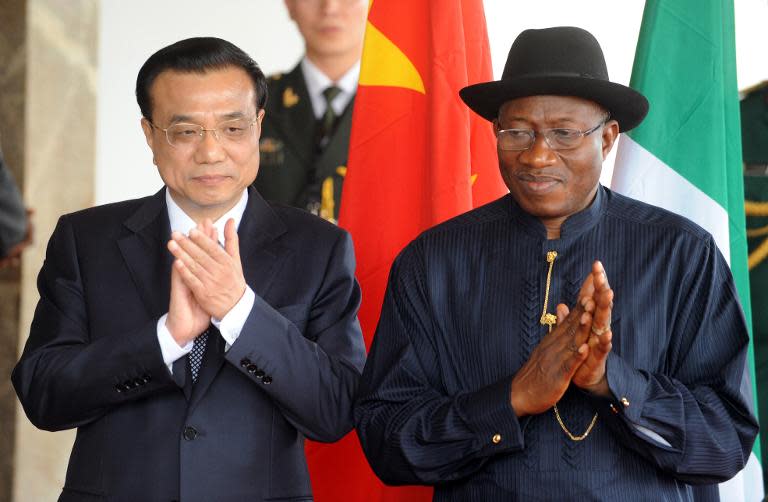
[544,129,583,150]
[166,124,203,146]
[498,130,534,151]
[218,118,254,141]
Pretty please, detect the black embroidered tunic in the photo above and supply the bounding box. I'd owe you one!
[355,186,758,501]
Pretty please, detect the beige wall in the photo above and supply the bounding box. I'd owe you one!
[13,1,97,500]
[0,2,27,500]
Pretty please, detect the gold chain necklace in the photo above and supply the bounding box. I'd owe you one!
[540,250,598,441]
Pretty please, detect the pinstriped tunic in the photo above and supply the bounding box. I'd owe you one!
[355,186,758,501]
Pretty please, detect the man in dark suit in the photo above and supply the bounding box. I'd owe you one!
[255,0,368,223]
[354,27,758,500]
[13,37,365,502]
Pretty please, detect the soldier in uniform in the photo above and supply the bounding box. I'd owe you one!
[741,80,768,494]
[255,0,368,223]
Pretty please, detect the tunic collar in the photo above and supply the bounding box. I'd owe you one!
[507,184,608,240]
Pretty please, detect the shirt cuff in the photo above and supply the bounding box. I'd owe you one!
[157,313,194,372]
[212,286,255,350]
[632,422,672,446]
[457,378,527,454]
[604,351,649,423]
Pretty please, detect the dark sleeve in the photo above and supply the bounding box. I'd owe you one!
[225,230,366,442]
[0,149,28,257]
[354,245,526,485]
[587,236,759,484]
[11,216,178,431]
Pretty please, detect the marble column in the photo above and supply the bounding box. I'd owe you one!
[0,1,28,501]
[12,1,98,501]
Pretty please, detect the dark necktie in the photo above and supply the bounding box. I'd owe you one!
[307,86,343,216]
[189,328,209,383]
[317,85,342,149]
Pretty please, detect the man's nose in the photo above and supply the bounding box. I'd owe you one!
[320,0,341,13]
[518,134,557,167]
[194,129,227,163]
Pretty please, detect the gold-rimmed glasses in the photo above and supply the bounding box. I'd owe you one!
[496,115,610,151]
[150,116,259,148]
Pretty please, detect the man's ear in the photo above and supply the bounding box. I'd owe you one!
[492,119,500,135]
[141,117,154,149]
[601,120,620,159]
[255,109,266,140]
[140,118,158,165]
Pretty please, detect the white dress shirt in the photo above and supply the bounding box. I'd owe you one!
[300,57,360,119]
[156,189,256,371]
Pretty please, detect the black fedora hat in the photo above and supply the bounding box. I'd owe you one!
[459,26,649,132]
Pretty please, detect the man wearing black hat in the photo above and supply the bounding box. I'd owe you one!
[354,27,758,500]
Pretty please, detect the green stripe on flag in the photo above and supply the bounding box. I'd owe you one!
[616,0,762,479]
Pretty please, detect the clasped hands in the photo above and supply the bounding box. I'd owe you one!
[165,218,246,346]
[510,261,614,417]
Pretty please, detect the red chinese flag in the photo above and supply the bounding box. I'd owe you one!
[305,1,507,501]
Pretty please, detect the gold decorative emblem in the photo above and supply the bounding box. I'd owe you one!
[283,87,299,108]
[539,249,599,441]
[336,165,347,177]
[259,137,284,165]
[259,138,278,153]
[270,72,283,81]
[321,177,337,224]
[746,200,768,269]
[539,251,558,328]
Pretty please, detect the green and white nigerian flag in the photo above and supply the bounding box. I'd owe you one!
[611,0,764,499]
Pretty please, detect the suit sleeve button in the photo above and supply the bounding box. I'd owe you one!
[255,369,265,378]
[141,374,152,384]
[240,358,251,368]
[261,376,272,385]
[182,426,198,441]
[115,384,124,393]
[492,434,502,444]
[246,364,258,373]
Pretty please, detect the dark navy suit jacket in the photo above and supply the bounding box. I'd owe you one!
[13,187,366,502]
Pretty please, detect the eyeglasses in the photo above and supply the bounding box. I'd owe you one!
[150,117,259,148]
[496,116,609,151]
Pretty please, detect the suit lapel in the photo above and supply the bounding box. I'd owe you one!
[187,188,288,411]
[117,189,173,321]
[187,325,224,407]
[173,357,193,400]
[237,188,289,297]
